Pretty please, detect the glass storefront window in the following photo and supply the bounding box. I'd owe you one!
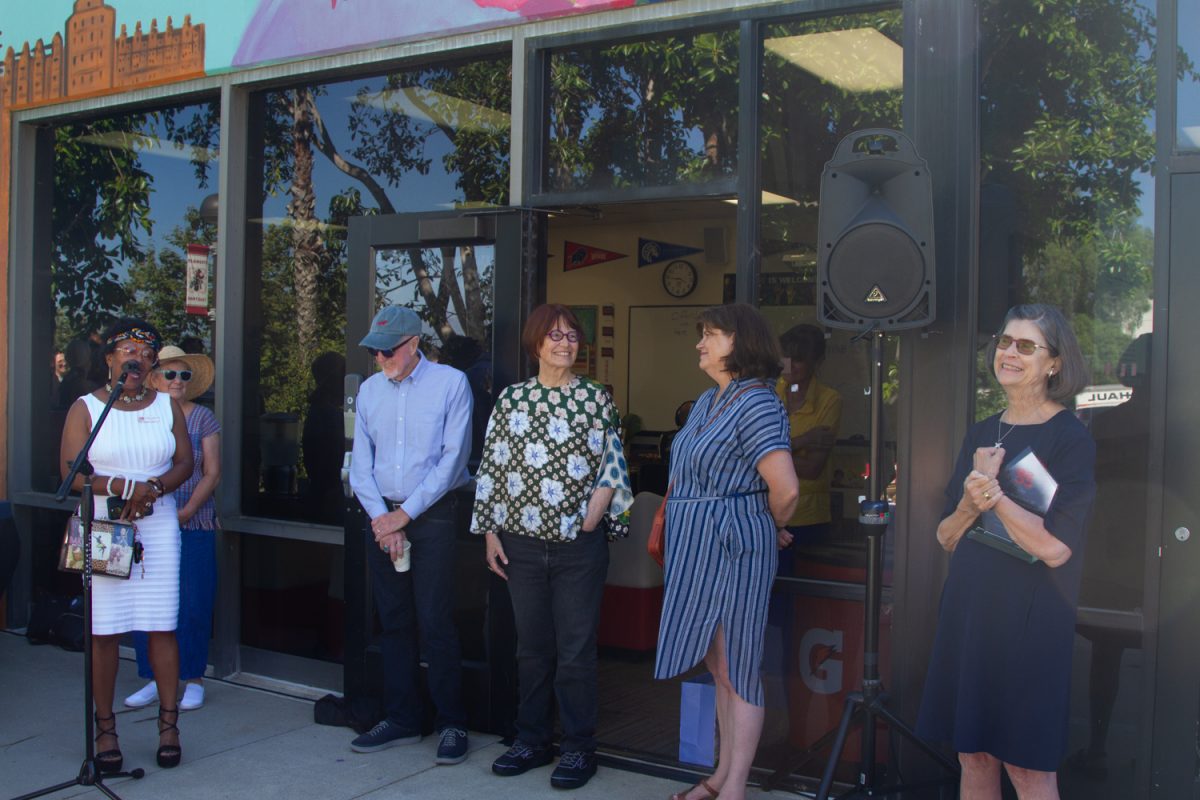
[544,28,739,194]
[40,101,220,493]
[241,537,345,662]
[1178,0,1200,150]
[978,1,1156,794]
[755,8,903,570]
[753,8,903,779]
[372,245,495,470]
[241,54,511,522]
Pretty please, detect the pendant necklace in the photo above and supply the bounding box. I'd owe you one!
[995,413,1016,448]
[106,382,147,404]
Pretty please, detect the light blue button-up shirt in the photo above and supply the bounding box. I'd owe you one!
[349,353,472,521]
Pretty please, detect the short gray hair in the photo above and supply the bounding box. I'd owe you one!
[987,304,1089,403]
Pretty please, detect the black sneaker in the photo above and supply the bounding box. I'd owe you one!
[492,741,553,776]
[435,727,469,765]
[550,750,597,790]
[350,720,421,753]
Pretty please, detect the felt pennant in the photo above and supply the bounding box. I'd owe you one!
[637,237,704,267]
[563,241,627,271]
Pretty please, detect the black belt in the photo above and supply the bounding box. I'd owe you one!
[384,494,455,513]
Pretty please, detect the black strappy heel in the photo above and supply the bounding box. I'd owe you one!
[156,706,181,768]
[93,711,123,774]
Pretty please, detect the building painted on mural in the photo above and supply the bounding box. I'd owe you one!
[3,0,1199,796]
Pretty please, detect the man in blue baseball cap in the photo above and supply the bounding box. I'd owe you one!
[348,305,473,765]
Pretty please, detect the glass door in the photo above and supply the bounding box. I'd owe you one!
[1151,173,1200,797]
[341,210,524,736]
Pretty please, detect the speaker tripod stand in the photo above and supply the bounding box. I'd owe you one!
[767,328,958,799]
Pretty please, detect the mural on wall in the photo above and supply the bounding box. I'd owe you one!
[1,0,672,110]
[235,0,655,67]
[1,1,205,112]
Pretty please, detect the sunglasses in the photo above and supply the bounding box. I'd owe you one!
[994,334,1054,356]
[158,369,193,382]
[547,330,582,343]
[367,336,415,359]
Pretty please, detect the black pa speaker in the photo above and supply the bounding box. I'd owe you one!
[817,129,935,331]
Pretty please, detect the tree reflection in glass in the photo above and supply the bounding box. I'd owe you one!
[546,28,739,192]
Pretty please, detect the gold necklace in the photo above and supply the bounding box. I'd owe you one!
[106,383,148,404]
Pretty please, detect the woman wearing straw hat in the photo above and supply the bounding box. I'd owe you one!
[125,345,221,712]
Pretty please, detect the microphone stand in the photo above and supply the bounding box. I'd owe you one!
[13,373,145,800]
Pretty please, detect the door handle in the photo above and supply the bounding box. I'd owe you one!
[1174,526,1190,543]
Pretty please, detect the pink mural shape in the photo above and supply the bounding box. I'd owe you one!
[234,0,643,68]
[475,0,637,14]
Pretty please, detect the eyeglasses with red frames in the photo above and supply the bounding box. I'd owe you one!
[546,330,582,343]
[113,345,157,360]
[994,334,1055,356]
[158,369,193,382]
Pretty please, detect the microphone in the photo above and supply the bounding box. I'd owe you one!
[113,362,139,389]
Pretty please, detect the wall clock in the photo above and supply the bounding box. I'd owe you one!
[662,259,698,298]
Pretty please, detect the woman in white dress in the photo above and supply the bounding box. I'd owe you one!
[59,318,194,771]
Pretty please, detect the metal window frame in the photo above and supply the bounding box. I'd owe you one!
[4,1,977,784]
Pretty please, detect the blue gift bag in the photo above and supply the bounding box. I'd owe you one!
[678,672,718,766]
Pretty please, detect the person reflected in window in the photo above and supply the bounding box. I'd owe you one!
[1068,332,1152,781]
[125,346,221,713]
[442,333,493,470]
[775,324,842,554]
[916,304,1097,799]
[58,338,97,409]
[303,351,346,524]
[656,304,799,800]
[472,304,633,791]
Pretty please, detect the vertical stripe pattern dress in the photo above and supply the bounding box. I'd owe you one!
[81,391,180,635]
[654,379,790,706]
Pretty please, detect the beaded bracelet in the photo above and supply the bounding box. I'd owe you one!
[147,477,165,498]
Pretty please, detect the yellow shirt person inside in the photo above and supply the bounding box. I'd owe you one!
[776,324,842,531]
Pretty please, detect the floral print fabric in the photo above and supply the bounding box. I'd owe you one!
[471,376,632,541]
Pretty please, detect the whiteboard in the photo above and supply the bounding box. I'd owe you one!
[627,305,714,430]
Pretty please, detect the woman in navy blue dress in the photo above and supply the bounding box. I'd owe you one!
[656,304,799,800]
[917,304,1096,799]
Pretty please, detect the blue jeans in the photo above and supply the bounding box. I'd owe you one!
[134,527,216,681]
[501,529,609,753]
[366,497,466,732]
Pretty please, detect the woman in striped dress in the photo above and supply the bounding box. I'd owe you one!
[656,304,799,800]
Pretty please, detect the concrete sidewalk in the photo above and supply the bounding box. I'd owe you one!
[0,632,793,799]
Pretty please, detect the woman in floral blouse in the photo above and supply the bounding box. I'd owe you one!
[471,303,631,791]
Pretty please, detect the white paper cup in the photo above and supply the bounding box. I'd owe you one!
[392,540,412,572]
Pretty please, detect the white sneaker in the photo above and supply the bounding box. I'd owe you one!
[180,683,205,711]
[123,681,158,708]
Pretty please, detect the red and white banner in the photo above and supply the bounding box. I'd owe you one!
[563,241,626,272]
[186,244,211,316]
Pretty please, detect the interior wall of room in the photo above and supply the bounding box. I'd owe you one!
[545,204,888,504]
[546,210,735,431]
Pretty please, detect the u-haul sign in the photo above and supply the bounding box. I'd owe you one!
[1075,384,1132,410]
